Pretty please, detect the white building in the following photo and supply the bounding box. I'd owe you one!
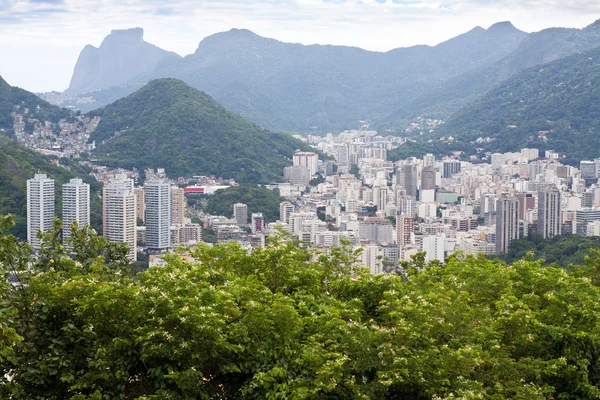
[422,234,445,262]
[62,178,90,245]
[293,151,319,176]
[279,201,295,225]
[27,173,55,249]
[103,175,136,261]
[145,180,171,252]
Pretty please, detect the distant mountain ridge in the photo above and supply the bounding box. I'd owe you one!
[60,22,527,131]
[438,45,600,163]
[89,78,315,183]
[66,28,181,95]
[378,19,600,131]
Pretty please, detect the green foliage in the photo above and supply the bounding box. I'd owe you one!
[204,184,285,222]
[495,233,600,268]
[89,79,315,183]
[5,214,600,398]
[201,227,216,244]
[0,137,102,239]
[440,45,600,162]
[0,76,69,131]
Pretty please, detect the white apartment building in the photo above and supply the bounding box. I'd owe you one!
[27,173,55,249]
[62,178,90,246]
[145,180,171,252]
[103,175,137,261]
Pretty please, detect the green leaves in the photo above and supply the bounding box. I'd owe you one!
[3,215,600,398]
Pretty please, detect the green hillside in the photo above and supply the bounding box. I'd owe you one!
[438,45,600,163]
[0,76,69,132]
[89,79,315,183]
[0,137,102,238]
[378,19,600,132]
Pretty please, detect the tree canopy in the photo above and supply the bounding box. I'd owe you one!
[203,184,286,223]
[89,79,314,183]
[3,213,600,398]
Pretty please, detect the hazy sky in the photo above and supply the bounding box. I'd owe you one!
[0,0,598,93]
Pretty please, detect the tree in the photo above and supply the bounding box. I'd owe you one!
[3,213,600,398]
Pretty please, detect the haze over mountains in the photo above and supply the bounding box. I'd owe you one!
[66,28,181,95]
[51,22,527,131]
[0,17,596,166]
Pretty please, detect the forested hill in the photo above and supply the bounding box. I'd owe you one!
[89,79,314,183]
[0,75,69,131]
[0,137,102,238]
[438,45,600,163]
[377,18,600,132]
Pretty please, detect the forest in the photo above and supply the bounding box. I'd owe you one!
[2,214,600,398]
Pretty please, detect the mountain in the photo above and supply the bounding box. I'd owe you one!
[89,78,315,183]
[63,23,526,132]
[379,19,600,131]
[438,45,600,163]
[0,136,102,239]
[0,75,68,131]
[66,28,181,95]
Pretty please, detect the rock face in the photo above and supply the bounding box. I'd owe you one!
[66,28,180,95]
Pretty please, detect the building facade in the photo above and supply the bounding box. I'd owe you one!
[103,175,137,261]
[62,178,90,245]
[144,180,171,252]
[27,173,55,249]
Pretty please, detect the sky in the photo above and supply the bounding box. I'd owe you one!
[0,0,598,93]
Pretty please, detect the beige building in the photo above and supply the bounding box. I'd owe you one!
[171,187,186,226]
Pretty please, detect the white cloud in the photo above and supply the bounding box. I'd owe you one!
[0,0,597,92]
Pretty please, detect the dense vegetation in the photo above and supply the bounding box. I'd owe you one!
[439,45,600,163]
[203,184,286,223]
[495,233,600,268]
[89,79,314,183]
[0,75,69,131]
[0,137,102,238]
[4,214,600,398]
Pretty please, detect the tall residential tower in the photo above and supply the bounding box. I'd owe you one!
[27,173,55,249]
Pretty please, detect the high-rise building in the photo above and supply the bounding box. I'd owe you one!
[517,193,535,220]
[495,193,520,253]
[373,187,389,211]
[103,175,136,261]
[251,213,265,234]
[233,203,248,225]
[581,160,597,180]
[420,166,436,191]
[279,201,295,225]
[538,186,561,239]
[396,214,414,246]
[442,160,461,178]
[62,178,90,245]
[423,153,435,168]
[293,152,319,176]
[422,234,445,262]
[134,187,145,223]
[27,173,55,249]
[171,187,186,226]
[397,163,417,198]
[144,181,171,252]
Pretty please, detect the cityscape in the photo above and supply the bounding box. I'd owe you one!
[3,1,600,398]
[22,126,600,275]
